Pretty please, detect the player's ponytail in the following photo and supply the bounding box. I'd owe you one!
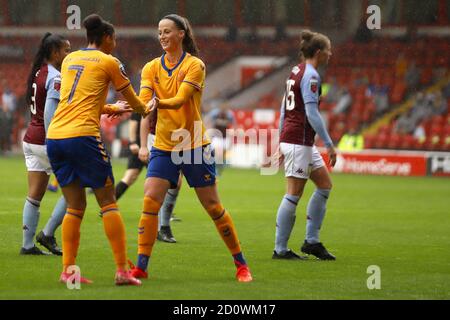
[299,29,330,60]
[26,33,66,106]
[182,18,199,57]
[83,14,115,46]
[163,14,199,57]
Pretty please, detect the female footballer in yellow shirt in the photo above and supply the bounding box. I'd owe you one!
[129,14,252,282]
[47,14,150,286]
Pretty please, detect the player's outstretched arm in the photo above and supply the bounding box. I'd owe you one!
[102,101,132,117]
[121,85,149,116]
[157,83,196,110]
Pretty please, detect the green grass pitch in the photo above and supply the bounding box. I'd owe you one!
[0,156,449,300]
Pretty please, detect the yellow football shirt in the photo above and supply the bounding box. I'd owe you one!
[140,52,209,151]
[47,48,131,139]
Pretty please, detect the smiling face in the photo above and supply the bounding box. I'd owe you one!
[158,19,185,53]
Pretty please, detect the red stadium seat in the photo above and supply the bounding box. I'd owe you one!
[390,81,407,104]
[363,135,376,149]
[374,134,389,149]
[420,68,433,85]
[387,134,402,149]
[400,135,416,150]
[424,136,441,151]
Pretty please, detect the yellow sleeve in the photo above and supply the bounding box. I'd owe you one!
[106,56,131,92]
[121,85,147,115]
[158,83,196,110]
[139,62,154,104]
[182,59,205,91]
[102,104,117,114]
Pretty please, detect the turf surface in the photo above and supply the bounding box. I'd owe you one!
[0,156,449,299]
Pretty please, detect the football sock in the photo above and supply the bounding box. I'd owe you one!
[159,188,179,228]
[22,197,41,249]
[62,208,84,272]
[137,196,161,271]
[275,194,299,254]
[101,203,127,271]
[43,195,67,237]
[115,181,129,201]
[306,189,330,244]
[207,204,242,256]
[233,252,248,267]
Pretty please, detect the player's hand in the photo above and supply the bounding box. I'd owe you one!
[276,147,284,167]
[116,100,131,109]
[262,146,284,168]
[145,97,159,114]
[327,145,337,167]
[105,101,133,119]
[272,146,284,167]
[129,142,139,155]
[138,146,150,164]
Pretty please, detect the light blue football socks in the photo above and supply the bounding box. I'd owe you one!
[22,197,41,249]
[159,188,179,229]
[305,188,330,244]
[43,195,67,237]
[275,194,300,254]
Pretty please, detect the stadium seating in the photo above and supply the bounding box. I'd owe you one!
[1,34,448,152]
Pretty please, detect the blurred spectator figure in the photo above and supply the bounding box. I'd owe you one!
[395,90,446,139]
[409,92,431,125]
[394,110,415,134]
[395,53,408,79]
[274,21,287,42]
[413,121,426,143]
[354,19,373,43]
[442,81,450,99]
[405,60,420,92]
[332,88,352,115]
[423,92,437,116]
[205,104,236,175]
[0,103,13,154]
[430,91,446,116]
[367,84,389,116]
[205,103,235,135]
[323,77,353,115]
[2,86,17,113]
[338,127,364,151]
[323,77,340,104]
[225,23,238,42]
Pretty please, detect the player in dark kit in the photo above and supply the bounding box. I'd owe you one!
[21,33,71,255]
[114,112,149,201]
[273,30,337,261]
[205,104,235,176]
